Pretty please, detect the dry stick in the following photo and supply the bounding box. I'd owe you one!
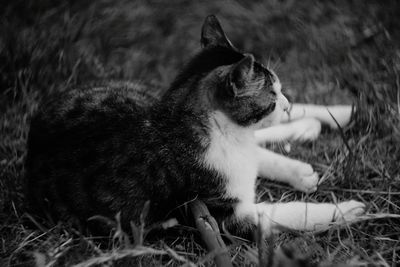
[189,200,233,267]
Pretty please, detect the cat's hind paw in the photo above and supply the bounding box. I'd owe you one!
[335,200,366,223]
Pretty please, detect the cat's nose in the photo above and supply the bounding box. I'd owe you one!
[280,94,290,111]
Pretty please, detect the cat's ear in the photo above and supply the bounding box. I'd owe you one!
[201,15,234,49]
[227,54,260,97]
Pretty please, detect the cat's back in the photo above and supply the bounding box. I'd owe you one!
[25,81,163,222]
[29,80,161,144]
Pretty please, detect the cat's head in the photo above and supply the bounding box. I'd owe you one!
[199,15,290,129]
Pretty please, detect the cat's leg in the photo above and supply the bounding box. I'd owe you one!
[254,104,354,144]
[256,147,319,193]
[255,117,321,145]
[235,200,365,234]
[281,104,354,129]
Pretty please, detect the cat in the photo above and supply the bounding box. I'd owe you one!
[25,15,365,235]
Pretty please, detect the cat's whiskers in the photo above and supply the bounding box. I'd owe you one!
[271,56,283,72]
[266,51,273,69]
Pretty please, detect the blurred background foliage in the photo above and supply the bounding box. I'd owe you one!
[1,0,399,101]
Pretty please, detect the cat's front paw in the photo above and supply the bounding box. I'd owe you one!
[335,200,366,222]
[290,163,319,193]
[326,105,355,129]
[290,118,321,142]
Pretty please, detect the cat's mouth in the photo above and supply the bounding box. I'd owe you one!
[257,101,289,129]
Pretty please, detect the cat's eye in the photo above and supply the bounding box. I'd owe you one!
[267,102,276,113]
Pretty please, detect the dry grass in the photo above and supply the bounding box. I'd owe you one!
[1,0,400,266]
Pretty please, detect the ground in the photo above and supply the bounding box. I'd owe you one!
[1,0,400,266]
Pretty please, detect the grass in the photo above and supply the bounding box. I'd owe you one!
[1,0,400,266]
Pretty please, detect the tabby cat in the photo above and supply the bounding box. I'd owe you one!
[25,15,365,234]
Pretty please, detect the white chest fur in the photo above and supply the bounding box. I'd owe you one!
[202,111,259,203]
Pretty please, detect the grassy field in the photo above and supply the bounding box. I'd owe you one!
[1,0,400,266]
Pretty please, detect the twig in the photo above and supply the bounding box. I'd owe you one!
[322,188,400,195]
[189,200,232,267]
[256,213,269,267]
